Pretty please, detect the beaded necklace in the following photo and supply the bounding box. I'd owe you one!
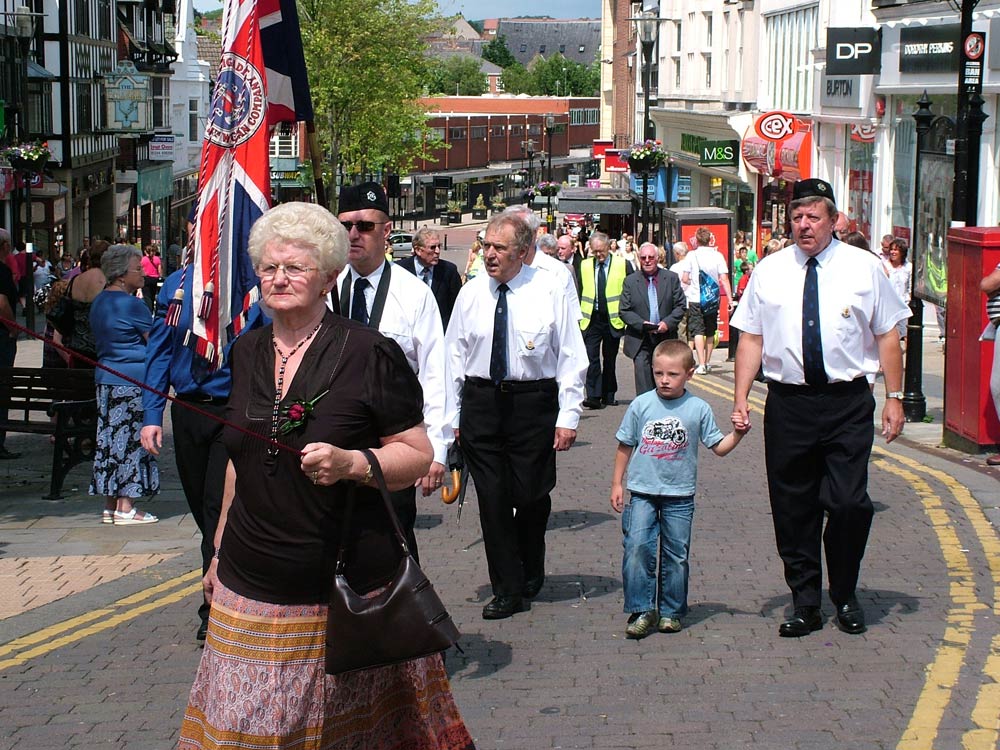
[268,321,322,456]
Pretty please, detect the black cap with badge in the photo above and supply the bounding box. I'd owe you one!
[338,181,390,216]
[792,178,836,206]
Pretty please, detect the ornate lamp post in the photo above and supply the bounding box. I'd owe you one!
[521,138,536,201]
[902,92,935,423]
[14,4,39,332]
[545,114,555,231]
[634,11,658,142]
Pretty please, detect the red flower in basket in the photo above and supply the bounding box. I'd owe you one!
[277,390,328,435]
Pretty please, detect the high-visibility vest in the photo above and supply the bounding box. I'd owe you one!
[579,256,626,331]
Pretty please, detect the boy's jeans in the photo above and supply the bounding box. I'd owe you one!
[622,493,694,617]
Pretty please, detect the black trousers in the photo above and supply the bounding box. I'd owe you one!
[763,379,875,609]
[460,379,558,597]
[583,313,620,400]
[171,399,230,622]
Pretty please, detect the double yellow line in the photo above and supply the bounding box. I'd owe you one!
[689,375,1000,750]
[0,569,202,671]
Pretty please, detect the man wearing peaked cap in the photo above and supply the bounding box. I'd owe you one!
[730,175,909,639]
[792,178,835,204]
[335,182,455,564]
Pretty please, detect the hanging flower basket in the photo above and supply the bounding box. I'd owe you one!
[2,141,50,174]
[627,140,666,173]
[534,181,561,197]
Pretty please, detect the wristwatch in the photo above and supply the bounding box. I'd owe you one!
[359,460,373,485]
[886,391,904,400]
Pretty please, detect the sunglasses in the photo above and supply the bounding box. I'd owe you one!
[341,220,387,233]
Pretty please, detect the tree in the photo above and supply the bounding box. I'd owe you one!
[425,55,488,96]
[482,34,517,69]
[528,54,599,96]
[498,62,531,94]
[299,0,446,207]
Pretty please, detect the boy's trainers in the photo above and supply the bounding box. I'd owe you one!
[694,365,707,375]
[658,617,683,633]
[626,610,658,639]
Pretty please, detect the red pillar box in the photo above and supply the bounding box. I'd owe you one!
[944,227,1000,451]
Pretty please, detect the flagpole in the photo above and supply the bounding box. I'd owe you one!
[306,122,326,207]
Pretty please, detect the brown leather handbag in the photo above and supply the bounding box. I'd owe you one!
[325,448,461,675]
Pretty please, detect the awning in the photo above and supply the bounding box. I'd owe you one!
[27,60,56,80]
[741,128,812,181]
[119,22,149,53]
[556,187,635,216]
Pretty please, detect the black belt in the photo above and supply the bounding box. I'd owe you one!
[175,392,229,405]
[767,376,869,395]
[466,377,556,393]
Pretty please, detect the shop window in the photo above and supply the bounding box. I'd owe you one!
[75,82,92,132]
[188,98,199,142]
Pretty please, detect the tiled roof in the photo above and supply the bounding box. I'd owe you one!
[197,35,222,82]
[496,19,601,66]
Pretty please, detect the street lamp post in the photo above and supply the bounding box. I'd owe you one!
[634,11,659,243]
[902,92,934,423]
[14,4,37,333]
[521,138,535,201]
[545,114,555,232]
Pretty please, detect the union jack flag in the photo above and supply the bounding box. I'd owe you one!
[183,0,312,369]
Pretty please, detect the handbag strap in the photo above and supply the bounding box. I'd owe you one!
[335,448,412,573]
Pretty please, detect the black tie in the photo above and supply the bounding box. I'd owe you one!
[351,277,370,326]
[597,261,607,314]
[802,257,827,385]
[490,283,509,385]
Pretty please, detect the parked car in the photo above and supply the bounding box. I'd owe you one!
[388,231,413,258]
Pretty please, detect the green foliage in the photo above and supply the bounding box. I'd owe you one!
[468,19,484,35]
[482,35,517,69]
[497,53,599,96]
[299,0,445,206]
[425,55,488,96]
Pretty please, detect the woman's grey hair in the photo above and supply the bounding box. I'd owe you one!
[537,233,558,255]
[247,202,348,276]
[101,244,141,281]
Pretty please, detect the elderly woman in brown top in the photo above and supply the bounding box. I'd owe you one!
[178,202,474,750]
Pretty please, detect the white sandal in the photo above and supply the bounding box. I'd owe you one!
[113,508,159,525]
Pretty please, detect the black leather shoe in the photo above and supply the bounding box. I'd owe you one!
[196,620,208,641]
[582,398,604,410]
[482,595,527,620]
[0,447,21,460]
[835,598,867,634]
[523,575,544,599]
[778,606,823,637]
[603,397,619,407]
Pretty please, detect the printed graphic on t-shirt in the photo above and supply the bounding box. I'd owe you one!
[639,417,689,459]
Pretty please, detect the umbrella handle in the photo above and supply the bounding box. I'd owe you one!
[441,469,462,504]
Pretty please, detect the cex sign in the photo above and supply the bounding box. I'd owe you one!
[826,28,882,75]
[754,111,796,142]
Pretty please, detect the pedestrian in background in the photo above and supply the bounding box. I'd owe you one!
[979,262,1000,467]
[396,226,463,329]
[141,226,266,639]
[681,227,733,374]
[731,178,909,638]
[610,340,748,639]
[0,229,20,460]
[577,231,633,408]
[89,244,158,525]
[140,244,163,312]
[620,242,687,396]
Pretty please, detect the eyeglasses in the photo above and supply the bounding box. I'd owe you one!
[341,220,387,233]
[256,263,318,280]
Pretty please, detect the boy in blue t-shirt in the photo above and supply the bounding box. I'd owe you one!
[610,340,748,639]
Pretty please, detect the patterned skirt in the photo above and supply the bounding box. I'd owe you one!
[89,384,159,499]
[178,581,476,750]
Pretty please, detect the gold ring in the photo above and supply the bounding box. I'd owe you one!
[311,471,319,484]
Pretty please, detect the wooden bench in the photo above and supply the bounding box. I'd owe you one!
[0,367,98,499]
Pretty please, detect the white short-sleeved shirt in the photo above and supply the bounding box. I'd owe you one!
[670,258,695,305]
[730,239,911,384]
[683,246,728,302]
[445,263,587,430]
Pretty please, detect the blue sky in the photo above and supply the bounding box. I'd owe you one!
[192,0,600,20]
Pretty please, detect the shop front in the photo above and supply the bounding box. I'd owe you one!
[118,161,172,251]
[741,112,813,249]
